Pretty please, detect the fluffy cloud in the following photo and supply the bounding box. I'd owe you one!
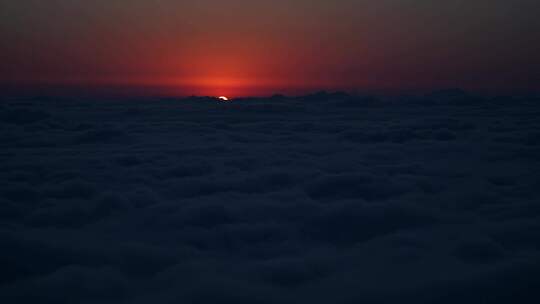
[1,93,539,303]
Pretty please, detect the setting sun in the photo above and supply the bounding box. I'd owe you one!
[218,96,229,101]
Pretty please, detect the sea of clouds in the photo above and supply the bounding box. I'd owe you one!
[1,91,539,303]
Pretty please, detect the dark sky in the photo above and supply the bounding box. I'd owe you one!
[1,0,539,96]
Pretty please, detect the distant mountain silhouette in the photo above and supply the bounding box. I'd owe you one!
[300,91,351,102]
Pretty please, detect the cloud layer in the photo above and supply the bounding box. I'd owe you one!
[1,92,540,303]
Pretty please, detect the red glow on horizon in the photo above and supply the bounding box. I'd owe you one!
[1,1,539,96]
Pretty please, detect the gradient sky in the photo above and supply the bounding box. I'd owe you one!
[1,0,539,96]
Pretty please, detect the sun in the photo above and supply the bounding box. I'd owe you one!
[218,96,229,101]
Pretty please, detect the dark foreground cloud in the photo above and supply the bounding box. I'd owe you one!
[1,93,540,303]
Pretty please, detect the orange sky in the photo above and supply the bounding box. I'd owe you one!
[1,0,539,97]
